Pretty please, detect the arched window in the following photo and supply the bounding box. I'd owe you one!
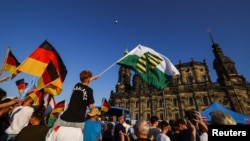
[147,113,151,120]
[175,112,180,119]
[159,99,163,107]
[126,102,129,109]
[173,98,178,107]
[186,74,193,84]
[147,100,151,108]
[136,113,139,120]
[189,97,194,106]
[160,113,164,120]
[136,101,139,108]
[203,96,209,106]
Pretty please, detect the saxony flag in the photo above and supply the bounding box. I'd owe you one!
[117,44,180,90]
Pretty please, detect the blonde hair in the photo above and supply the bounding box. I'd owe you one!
[210,110,237,125]
[135,119,149,135]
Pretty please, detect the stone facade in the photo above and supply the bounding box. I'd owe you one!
[109,37,250,121]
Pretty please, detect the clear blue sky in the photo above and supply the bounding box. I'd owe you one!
[1,0,250,106]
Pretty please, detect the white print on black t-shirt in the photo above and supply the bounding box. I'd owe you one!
[212,129,247,136]
[74,86,88,100]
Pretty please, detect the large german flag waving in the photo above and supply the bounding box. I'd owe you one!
[17,40,67,96]
[37,61,61,96]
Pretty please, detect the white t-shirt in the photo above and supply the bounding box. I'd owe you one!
[5,106,34,134]
[46,126,83,141]
[200,132,208,141]
[155,133,171,141]
[123,122,131,133]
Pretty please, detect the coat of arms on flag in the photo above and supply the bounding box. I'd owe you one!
[117,44,180,90]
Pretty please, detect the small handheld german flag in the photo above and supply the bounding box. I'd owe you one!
[101,98,110,112]
[1,48,20,79]
[50,100,65,115]
[15,78,26,94]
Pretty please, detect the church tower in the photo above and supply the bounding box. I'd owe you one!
[209,31,246,86]
[209,31,248,114]
[115,48,132,93]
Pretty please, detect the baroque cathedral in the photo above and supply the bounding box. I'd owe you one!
[109,35,250,121]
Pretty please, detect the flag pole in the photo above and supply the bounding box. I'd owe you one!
[19,77,37,99]
[0,48,10,75]
[98,51,130,77]
[44,94,52,108]
[98,61,117,77]
[100,98,104,112]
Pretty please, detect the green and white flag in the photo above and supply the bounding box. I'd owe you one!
[117,44,180,90]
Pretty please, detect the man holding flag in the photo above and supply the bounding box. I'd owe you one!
[46,70,98,141]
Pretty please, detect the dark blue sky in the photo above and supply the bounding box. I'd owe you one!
[0,0,249,105]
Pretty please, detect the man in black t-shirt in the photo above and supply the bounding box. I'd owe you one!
[114,116,126,141]
[45,70,98,141]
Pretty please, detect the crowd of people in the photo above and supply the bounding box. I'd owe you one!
[0,70,99,141]
[0,70,238,141]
